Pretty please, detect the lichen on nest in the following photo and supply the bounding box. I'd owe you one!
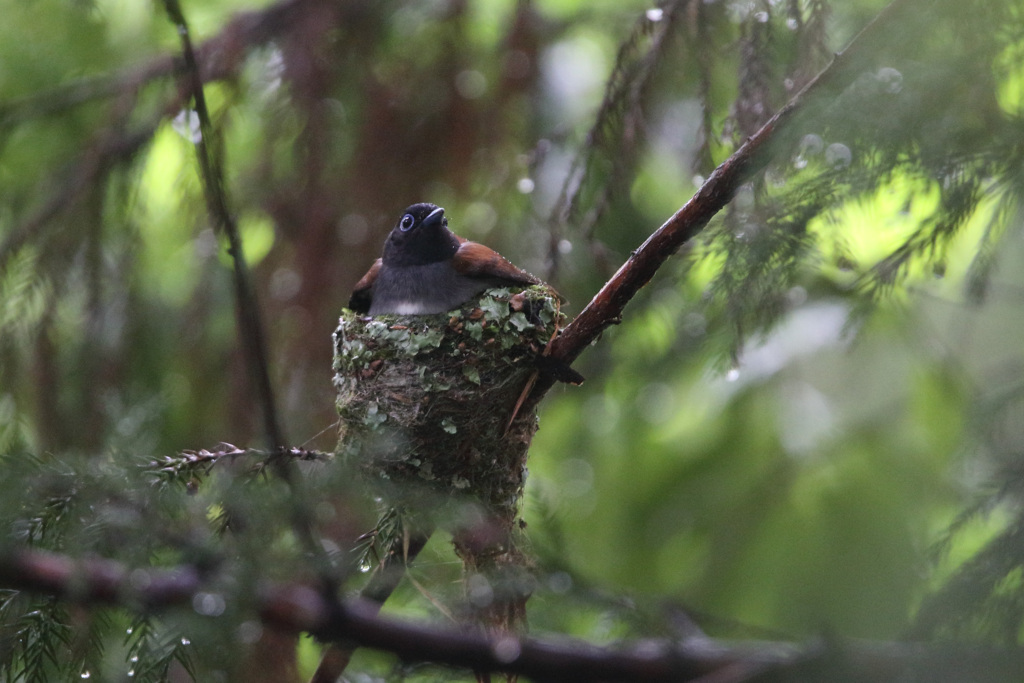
[332,285,563,517]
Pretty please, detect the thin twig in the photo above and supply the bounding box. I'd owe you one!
[161,0,333,588]
[149,443,330,476]
[162,0,284,453]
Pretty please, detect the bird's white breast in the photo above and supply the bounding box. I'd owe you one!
[389,301,434,315]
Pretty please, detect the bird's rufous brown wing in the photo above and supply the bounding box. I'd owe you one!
[451,241,540,286]
[348,258,382,313]
[455,241,579,383]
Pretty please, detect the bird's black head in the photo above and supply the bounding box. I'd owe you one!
[382,203,460,267]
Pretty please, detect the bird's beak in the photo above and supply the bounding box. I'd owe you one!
[423,206,445,229]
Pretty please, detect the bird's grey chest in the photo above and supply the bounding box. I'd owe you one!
[369,262,489,315]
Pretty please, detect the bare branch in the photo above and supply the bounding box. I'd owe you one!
[0,548,200,608]
[2,547,1023,683]
[310,526,433,683]
[162,0,331,589]
[163,0,285,454]
[528,0,912,405]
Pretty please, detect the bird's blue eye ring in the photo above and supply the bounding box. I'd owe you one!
[400,214,415,231]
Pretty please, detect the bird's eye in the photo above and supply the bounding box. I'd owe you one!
[400,214,415,231]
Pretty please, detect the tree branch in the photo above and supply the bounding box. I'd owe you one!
[2,547,1023,683]
[529,0,912,404]
[162,0,332,590]
[163,0,285,455]
[309,526,433,683]
[149,443,330,479]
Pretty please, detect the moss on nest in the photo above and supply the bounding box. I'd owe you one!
[333,285,563,519]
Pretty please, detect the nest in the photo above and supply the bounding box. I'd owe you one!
[333,286,562,520]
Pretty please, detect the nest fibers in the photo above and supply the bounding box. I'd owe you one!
[333,286,563,521]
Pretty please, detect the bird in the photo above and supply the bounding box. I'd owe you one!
[348,202,585,389]
[348,203,545,315]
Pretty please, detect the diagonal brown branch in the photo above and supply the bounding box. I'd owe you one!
[527,0,912,406]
